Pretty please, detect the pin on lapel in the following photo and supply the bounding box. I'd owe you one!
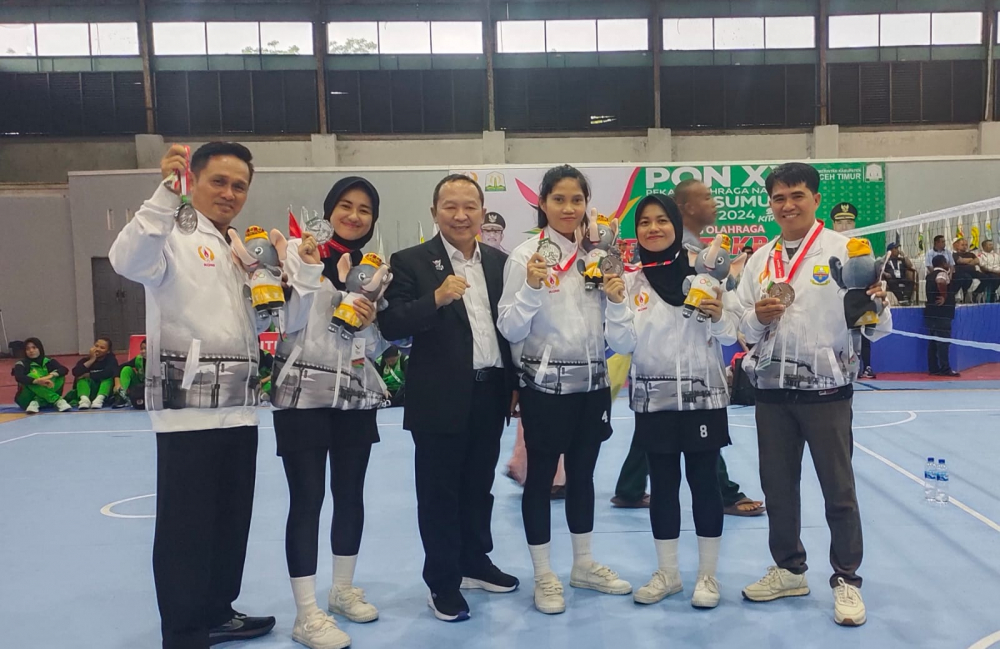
[433,259,444,271]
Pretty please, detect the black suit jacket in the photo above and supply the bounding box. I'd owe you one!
[378,235,515,435]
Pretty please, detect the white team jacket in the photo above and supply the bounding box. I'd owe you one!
[605,270,738,412]
[735,220,893,391]
[270,238,389,411]
[497,227,609,395]
[109,183,271,432]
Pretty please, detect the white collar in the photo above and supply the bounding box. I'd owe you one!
[545,227,580,256]
[442,236,481,264]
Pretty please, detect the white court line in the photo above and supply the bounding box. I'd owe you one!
[968,630,1000,649]
[853,441,1000,535]
[100,493,156,519]
[732,411,917,429]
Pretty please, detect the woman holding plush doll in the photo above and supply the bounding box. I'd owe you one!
[604,194,745,611]
[273,177,390,649]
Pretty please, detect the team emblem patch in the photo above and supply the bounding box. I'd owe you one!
[812,264,830,285]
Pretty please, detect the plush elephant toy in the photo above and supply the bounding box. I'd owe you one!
[682,234,747,322]
[329,252,393,340]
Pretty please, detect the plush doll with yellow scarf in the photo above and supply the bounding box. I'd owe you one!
[229,225,288,321]
[830,237,888,335]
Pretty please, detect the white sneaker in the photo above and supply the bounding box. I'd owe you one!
[78,396,92,409]
[833,578,866,626]
[633,570,682,604]
[329,585,379,623]
[742,566,810,602]
[91,395,105,409]
[691,575,721,609]
[291,609,351,649]
[55,399,71,412]
[25,400,40,414]
[570,561,632,595]
[534,573,565,615]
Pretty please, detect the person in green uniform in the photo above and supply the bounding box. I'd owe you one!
[12,337,72,413]
[113,340,146,409]
[376,345,407,407]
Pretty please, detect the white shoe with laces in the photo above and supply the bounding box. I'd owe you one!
[55,399,71,412]
[91,395,105,409]
[291,609,351,649]
[570,561,632,595]
[329,585,379,623]
[691,575,721,609]
[25,400,40,414]
[78,396,91,409]
[742,566,810,602]
[833,578,866,626]
[633,570,682,604]
[533,573,566,615]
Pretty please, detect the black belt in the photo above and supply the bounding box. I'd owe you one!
[474,367,503,382]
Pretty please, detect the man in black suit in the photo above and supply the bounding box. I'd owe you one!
[378,174,519,622]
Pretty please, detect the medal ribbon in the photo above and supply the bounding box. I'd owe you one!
[771,219,823,284]
[539,230,578,273]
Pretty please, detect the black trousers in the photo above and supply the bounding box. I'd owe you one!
[282,444,372,578]
[153,427,258,649]
[411,378,506,594]
[647,450,723,540]
[860,335,872,369]
[926,316,954,373]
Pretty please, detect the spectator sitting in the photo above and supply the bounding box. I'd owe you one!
[258,348,273,404]
[951,237,984,302]
[376,345,407,407]
[925,235,953,273]
[12,337,71,413]
[67,336,119,409]
[977,239,1000,302]
[925,255,960,377]
[883,242,915,305]
[112,340,146,410]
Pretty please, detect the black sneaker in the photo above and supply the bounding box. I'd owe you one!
[859,367,876,380]
[940,369,961,377]
[427,589,470,622]
[208,612,276,645]
[461,561,520,593]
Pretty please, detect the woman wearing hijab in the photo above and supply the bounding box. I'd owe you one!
[272,177,389,649]
[604,194,737,610]
[12,337,71,413]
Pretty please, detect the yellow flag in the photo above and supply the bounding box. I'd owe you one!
[418,223,425,244]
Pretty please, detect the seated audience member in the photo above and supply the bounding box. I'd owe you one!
[68,336,119,409]
[977,240,1000,303]
[951,238,983,301]
[112,340,146,409]
[376,345,407,407]
[12,337,71,413]
[925,255,960,377]
[258,348,273,404]
[925,235,953,273]
[883,243,915,305]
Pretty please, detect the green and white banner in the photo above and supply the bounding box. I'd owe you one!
[452,162,886,259]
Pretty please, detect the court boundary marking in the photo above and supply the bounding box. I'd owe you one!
[100,493,156,519]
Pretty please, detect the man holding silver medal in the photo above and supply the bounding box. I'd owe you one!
[111,142,318,648]
[734,163,891,627]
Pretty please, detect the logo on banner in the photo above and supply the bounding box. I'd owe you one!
[812,264,830,285]
[198,245,216,267]
[865,163,883,182]
[485,172,506,192]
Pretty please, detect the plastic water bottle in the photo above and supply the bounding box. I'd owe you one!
[924,458,937,501]
[935,459,949,503]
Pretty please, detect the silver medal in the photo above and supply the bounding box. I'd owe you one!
[305,218,334,244]
[175,202,198,235]
[767,282,796,307]
[537,238,563,267]
[600,249,624,276]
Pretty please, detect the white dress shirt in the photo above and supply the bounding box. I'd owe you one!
[442,237,503,370]
[978,250,1000,273]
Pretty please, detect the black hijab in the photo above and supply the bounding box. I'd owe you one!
[321,177,380,288]
[635,194,693,307]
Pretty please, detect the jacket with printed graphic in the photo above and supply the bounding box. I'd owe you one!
[734,220,893,391]
[109,183,274,433]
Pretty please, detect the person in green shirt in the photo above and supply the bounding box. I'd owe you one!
[112,340,146,409]
[376,345,407,407]
[12,337,72,413]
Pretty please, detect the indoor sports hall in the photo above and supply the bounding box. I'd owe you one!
[3,2,1000,649]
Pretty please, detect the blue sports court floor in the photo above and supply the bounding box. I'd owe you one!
[2,387,999,649]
